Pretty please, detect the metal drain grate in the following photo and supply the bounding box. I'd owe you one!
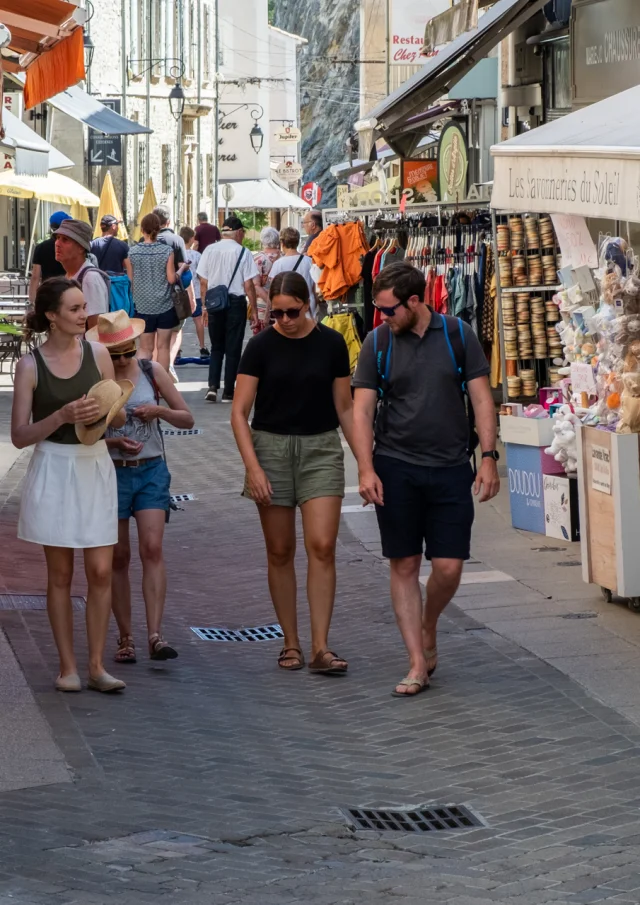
[171,493,196,503]
[191,624,284,642]
[343,806,482,833]
[0,594,85,611]
[556,561,581,567]
[163,429,203,436]
[561,612,597,620]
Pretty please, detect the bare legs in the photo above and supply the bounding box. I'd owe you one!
[193,315,205,350]
[112,511,168,644]
[138,330,172,372]
[44,544,114,679]
[389,555,463,694]
[257,497,343,666]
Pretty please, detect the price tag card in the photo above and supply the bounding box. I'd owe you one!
[551,214,598,268]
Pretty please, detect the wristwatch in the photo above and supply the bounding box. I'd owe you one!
[482,450,500,461]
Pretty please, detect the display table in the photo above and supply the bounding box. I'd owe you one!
[576,425,640,606]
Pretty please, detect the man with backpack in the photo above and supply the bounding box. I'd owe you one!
[54,219,109,329]
[90,214,132,279]
[352,262,499,698]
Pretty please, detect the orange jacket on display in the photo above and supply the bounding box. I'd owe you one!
[311,222,368,301]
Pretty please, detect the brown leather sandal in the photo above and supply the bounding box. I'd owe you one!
[308,650,348,675]
[149,634,178,661]
[114,635,136,664]
[278,647,305,670]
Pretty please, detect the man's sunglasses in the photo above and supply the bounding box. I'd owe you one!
[272,308,303,320]
[110,348,137,360]
[373,300,406,317]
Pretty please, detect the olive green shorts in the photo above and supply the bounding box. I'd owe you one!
[244,429,345,508]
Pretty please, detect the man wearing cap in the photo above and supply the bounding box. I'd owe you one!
[28,211,72,303]
[197,216,259,403]
[55,220,110,330]
[91,215,132,279]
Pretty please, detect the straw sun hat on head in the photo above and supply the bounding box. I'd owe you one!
[75,379,134,446]
[85,310,146,348]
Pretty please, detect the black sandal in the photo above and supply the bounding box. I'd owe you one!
[149,634,178,661]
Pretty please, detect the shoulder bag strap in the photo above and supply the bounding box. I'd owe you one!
[227,246,246,291]
[96,235,115,269]
[292,254,304,273]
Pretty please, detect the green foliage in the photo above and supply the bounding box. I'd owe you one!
[268,0,275,24]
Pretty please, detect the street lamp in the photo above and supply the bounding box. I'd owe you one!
[250,123,264,154]
[301,90,311,108]
[83,31,95,71]
[169,81,186,121]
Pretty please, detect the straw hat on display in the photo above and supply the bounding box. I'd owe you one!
[85,310,146,348]
[76,379,134,446]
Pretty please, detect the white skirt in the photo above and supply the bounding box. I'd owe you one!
[18,440,118,548]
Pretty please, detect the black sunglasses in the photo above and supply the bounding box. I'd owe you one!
[110,349,137,360]
[272,308,303,320]
[373,300,405,317]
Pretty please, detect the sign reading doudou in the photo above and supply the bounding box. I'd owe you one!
[491,155,640,221]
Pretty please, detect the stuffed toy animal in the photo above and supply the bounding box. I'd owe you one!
[545,405,581,474]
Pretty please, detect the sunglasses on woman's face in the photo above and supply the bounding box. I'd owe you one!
[272,308,303,320]
[110,348,137,360]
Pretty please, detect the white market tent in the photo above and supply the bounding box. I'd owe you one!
[491,85,640,221]
[218,179,311,211]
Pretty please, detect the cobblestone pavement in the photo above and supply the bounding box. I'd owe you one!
[3,340,640,903]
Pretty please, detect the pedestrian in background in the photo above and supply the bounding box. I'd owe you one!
[54,220,110,330]
[253,226,281,331]
[194,211,221,253]
[28,211,71,302]
[198,215,258,403]
[129,213,178,372]
[267,227,317,317]
[180,226,208,358]
[90,214,132,279]
[231,271,354,675]
[352,262,500,698]
[11,277,128,693]
[301,210,323,253]
[92,311,194,664]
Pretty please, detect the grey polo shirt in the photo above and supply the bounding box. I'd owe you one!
[352,311,490,468]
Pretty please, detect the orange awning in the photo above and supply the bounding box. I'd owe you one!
[23,28,85,108]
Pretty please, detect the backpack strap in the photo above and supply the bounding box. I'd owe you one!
[138,357,160,403]
[95,235,115,269]
[76,264,111,294]
[373,323,392,399]
[441,314,479,471]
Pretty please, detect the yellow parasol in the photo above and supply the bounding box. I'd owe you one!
[0,170,99,206]
[71,202,91,224]
[133,178,158,242]
[93,170,128,241]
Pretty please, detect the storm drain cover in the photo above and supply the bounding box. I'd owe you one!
[561,612,597,620]
[163,428,203,436]
[343,806,482,833]
[0,594,85,611]
[191,624,284,642]
[556,561,581,567]
[171,493,196,503]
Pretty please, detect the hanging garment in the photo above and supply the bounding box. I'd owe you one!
[311,222,368,300]
[322,313,362,373]
[490,272,501,388]
[481,244,495,343]
[424,267,436,307]
[362,248,376,335]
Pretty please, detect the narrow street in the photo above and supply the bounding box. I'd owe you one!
[2,328,640,905]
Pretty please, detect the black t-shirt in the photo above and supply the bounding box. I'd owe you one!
[90,236,130,274]
[33,237,65,281]
[238,324,350,435]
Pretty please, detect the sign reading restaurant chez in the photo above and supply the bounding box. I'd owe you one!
[572,0,640,104]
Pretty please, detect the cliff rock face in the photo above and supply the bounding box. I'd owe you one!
[274,0,359,207]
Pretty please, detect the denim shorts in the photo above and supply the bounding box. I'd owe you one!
[115,457,171,519]
[192,298,202,318]
[137,307,179,333]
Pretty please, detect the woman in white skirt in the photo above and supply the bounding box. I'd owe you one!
[11,277,129,693]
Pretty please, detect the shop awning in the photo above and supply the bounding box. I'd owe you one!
[218,179,310,211]
[365,0,547,144]
[0,105,73,174]
[0,169,99,206]
[490,84,640,221]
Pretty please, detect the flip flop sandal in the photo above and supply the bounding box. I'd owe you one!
[391,676,429,698]
[424,647,438,677]
[114,635,137,664]
[149,634,178,661]
[308,650,348,675]
[278,647,305,670]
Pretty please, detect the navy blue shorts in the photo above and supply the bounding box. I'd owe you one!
[374,454,475,561]
[192,298,202,318]
[116,457,171,519]
[137,307,179,333]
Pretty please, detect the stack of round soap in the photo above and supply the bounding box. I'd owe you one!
[504,325,518,360]
[528,254,543,286]
[501,295,515,326]
[548,366,562,385]
[530,297,547,358]
[520,368,537,396]
[543,252,557,285]
[518,323,533,358]
[507,375,522,398]
[499,257,512,287]
[547,326,563,358]
[516,294,530,323]
[545,300,560,323]
[497,224,510,252]
[539,216,555,248]
[525,216,540,249]
[509,217,524,250]
[512,254,528,286]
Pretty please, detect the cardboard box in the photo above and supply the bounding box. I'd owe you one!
[543,473,580,542]
[506,443,546,534]
[500,415,555,448]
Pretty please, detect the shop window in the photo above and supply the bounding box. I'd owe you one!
[162,144,172,195]
[543,37,571,121]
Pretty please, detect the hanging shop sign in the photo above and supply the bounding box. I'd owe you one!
[390,0,450,64]
[276,161,303,181]
[571,0,640,105]
[273,126,301,144]
[301,182,322,206]
[438,122,468,203]
[401,159,438,203]
[88,99,122,167]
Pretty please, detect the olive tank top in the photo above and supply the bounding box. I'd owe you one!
[32,340,102,444]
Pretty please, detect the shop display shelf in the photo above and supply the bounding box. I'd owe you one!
[501,285,562,294]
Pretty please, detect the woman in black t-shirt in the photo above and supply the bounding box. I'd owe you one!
[232,272,355,675]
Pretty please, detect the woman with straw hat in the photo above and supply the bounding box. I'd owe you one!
[11,277,131,693]
[89,310,194,664]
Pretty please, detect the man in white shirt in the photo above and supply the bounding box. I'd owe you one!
[267,227,317,317]
[54,219,110,330]
[197,215,259,403]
